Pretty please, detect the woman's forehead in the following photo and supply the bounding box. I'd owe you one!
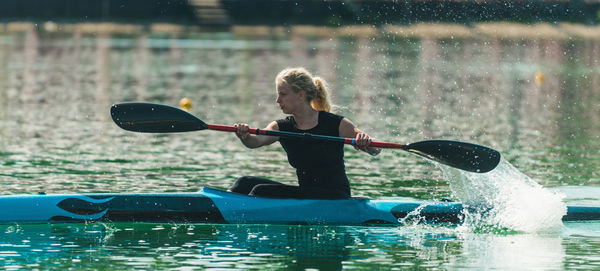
[276,83,292,92]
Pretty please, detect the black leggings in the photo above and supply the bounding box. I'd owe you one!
[229,176,349,199]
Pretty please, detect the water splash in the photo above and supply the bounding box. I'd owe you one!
[441,158,566,233]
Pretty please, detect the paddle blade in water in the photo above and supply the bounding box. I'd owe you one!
[404,140,501,173]
[111,102,208,133]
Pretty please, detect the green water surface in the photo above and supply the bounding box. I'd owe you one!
[0,30,599,270]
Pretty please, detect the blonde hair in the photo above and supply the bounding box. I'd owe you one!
[276,67,332,112]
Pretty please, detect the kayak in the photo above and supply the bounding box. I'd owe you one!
[1,187,598,225]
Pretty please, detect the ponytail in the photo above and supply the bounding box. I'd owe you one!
[311,77,331,112]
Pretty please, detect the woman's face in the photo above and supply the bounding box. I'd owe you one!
[276,83,304,114]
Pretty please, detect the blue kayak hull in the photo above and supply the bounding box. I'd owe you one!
[0,187,598,225]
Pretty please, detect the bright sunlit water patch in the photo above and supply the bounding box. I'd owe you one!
[441,159,566,233]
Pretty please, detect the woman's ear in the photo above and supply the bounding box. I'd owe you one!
[298,89,307,100]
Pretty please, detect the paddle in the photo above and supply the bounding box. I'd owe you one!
[110,102,501,173]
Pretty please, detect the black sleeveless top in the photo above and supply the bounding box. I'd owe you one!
[276,111,350,197]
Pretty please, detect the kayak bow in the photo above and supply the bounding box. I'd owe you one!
[0,187,598,225]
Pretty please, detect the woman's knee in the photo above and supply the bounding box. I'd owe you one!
[230,176,280,194]
[248,184,274,197]
[249,184,301,198]
[235,176,255,185]
[229,176,257,194]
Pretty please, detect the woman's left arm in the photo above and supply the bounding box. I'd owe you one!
[339,118,381,156]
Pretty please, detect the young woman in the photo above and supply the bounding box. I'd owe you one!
[229,67,381,199]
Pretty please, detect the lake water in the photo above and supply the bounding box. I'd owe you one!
[0,28,599,269]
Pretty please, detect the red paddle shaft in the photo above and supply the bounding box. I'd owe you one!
[207,124,403,149]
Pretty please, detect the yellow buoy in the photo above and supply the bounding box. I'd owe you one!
[535,71,545,87]
[179,97,193,111]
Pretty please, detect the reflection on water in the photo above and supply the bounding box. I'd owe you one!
[452,232,565,270]
[2,222,598,270]
[0,223,360,269]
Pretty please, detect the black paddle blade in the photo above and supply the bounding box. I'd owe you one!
[404,140,501,173]
[110,102,208,133]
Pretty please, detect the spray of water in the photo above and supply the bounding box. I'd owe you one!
[440,158,566,233]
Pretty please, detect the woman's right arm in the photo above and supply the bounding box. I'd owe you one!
[235,121,279,149]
